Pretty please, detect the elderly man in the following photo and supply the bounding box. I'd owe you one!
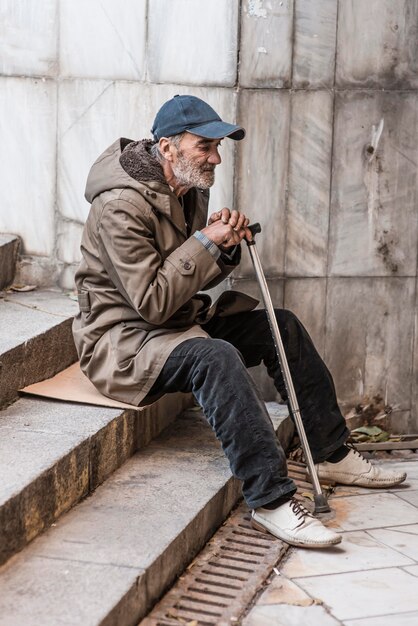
[73,95,406,549]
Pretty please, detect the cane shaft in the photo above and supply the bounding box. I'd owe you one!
[247,244,329,511]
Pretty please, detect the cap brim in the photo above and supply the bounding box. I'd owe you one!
[187,120,245,141]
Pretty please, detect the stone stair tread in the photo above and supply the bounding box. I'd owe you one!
[0,399,290,508]
[0,393,190,567]
[0,290,78,354]
[0,234,18,245]
[0,397,122,503]
[0,405,291,626]
[0,289,78,407]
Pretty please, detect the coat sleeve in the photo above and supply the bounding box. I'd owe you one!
[189,189,242,291]
[97,196,223,325]
[201,245,241,290]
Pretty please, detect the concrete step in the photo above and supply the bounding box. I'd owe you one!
[0,234,19,290]
[0,290,78,407]
[0,393,191,567]
[0,404,292,626]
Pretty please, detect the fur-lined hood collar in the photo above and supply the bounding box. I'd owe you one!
[85,138,167,203]
[119,139,166,185]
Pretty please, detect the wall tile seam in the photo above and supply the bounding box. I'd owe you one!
[52,74,150,83]
[327,269,418,279]
[334,86,418,92]
[51,0,62,268]
[289,0,296,87]
[144,79,239,89]
[0,73,58,81]
[235,275,418,281]
[233,0,242,89]
[143,0,150,83]
[231,90,240,214]
[235,86,418,93]
[151,82,242,93]
[2,74,418,94]
[323,0,340,366]
[282,0,297,298]
[329,87,418,93]
[282,101,292,304]
[0,75,173,87]
[47,78,237,91]
[409,272,418,423]
[57,216,84,227]
[1,78,417,91]
[288,87,418,93]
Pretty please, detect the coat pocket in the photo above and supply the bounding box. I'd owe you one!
[108,322,148,368]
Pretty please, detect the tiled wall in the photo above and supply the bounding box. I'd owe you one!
[0,1,417,430]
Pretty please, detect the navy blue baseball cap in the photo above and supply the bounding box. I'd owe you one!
[151,95,245,141]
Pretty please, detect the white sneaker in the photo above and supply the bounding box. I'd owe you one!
[313,447,407,488]
[251,498,342,548]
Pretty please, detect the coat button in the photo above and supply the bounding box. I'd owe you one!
[183,261,191,270]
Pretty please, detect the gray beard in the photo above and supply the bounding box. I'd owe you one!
[172,152,215,189]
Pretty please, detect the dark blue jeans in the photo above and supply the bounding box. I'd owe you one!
[148,309,349,509]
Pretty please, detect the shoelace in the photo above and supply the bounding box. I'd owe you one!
[289,497,314,521]
[346,442,371,465]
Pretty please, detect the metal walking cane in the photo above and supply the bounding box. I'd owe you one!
[246,223,330,514]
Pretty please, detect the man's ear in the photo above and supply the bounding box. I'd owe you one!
[159,137,175,162]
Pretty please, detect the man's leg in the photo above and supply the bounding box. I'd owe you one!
[147,337,296,509]
[203,308,406,488]
[203,308,350,463]
[148,335,342,548]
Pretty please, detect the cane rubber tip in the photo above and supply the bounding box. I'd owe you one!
[314,494,331,515]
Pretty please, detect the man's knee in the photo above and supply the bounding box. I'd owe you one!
[199,338,245,366]
[274,308,304,334]
[274,308,299,325]
[272,309,307,358]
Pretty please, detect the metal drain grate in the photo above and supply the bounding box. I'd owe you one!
[139,502,288,626]
[140,462,315,626]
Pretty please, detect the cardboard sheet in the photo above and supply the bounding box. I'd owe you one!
[21,361,142,411]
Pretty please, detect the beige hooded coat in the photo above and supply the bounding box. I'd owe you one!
[73,139,257,405]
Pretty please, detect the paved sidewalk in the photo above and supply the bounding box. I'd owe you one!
[243,457,418,625]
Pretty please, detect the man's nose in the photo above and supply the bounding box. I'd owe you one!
[208,148,222,165]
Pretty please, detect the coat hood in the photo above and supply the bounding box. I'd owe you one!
[85,138,167,203]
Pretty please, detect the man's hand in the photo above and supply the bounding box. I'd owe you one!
[204,208,252,248]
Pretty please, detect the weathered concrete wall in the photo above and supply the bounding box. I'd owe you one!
[0,0,417,430]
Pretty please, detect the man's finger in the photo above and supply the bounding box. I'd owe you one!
[235,227,249,242]
[244,226,252,241]
[208,211,221,225]
[234,213,248,231]
[228,209,239,228]
[221,207,231,224]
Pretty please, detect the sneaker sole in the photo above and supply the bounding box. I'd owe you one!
[251,518,342,549]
